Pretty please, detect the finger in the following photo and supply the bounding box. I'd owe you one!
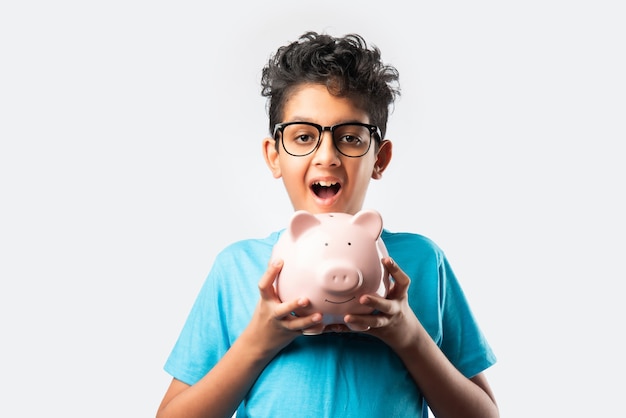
[258,259,283,298]
[302,324,325,335]
[273,298,325,331]
[343,312,379,332]
[358,294,395,315]
[382,257,410,294]
[284,312,323,331]
[344,321,372,332]
[274,297,310,319]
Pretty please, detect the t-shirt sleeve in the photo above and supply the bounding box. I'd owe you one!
[163,258,231,385]
[438,255,497,378]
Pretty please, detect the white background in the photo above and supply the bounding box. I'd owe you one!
[1,1,624,417]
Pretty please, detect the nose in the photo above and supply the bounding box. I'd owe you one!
[312,131,341,166]
[319,261,363,294]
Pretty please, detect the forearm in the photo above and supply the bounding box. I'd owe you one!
[394,326,499,418]
[157,261,316,418]
[157,331,277,418]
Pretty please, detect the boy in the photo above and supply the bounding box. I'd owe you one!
[157,31,498,418]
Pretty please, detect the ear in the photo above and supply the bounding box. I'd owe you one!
[351,209,383,239]
[263,137,282,179]
[289,210,321,240]
[372,140,392,180]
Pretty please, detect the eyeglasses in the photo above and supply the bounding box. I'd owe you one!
[273,121,381,158]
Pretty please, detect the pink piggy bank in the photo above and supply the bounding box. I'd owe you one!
[272,209,390,334]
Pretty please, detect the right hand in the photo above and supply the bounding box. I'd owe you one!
[244,259,325,356]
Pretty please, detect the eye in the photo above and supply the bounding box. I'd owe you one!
[332,124,370,148]
[337,134,364,146]
[286,125,319,144]
[294,133,317,144]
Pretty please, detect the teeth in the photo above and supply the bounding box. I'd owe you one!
[316,181,337,187]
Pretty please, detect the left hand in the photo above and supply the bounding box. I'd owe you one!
[343,257,422,350]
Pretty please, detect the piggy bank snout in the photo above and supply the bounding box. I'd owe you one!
[319,261,363,294]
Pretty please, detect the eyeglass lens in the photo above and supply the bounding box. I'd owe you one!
[280,123,373,157]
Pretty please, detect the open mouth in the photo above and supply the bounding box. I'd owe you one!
[324,296,355,304]
[312,181,341,198]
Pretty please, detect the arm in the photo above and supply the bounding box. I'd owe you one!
[156,260,323,418]
[344,258,499,418]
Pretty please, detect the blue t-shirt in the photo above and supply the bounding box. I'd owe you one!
[164,229,496,418]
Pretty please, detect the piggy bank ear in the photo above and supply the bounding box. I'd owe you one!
[289,210,321,241]
[351,209,383,240]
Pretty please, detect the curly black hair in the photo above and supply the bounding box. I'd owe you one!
[261,31,400,140]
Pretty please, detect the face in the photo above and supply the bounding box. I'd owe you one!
[263,84,392,215]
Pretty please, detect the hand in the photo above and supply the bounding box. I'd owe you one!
[343,257,421,350]
[244,259,325,355]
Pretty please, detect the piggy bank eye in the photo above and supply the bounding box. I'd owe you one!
[347,242,352,246]
[325,243,329,246]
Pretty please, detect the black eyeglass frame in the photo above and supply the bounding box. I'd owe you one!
[273,121,382,158]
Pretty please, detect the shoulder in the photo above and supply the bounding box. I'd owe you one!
[197,231,283,305]
[381,230,444,262]
[216,231,282,261]
[205,230,284,281]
